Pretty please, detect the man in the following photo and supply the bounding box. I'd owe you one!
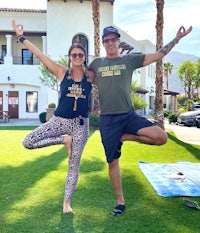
[89,25,192,216]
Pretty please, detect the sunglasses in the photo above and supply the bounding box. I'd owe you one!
[102,37,119,44]
[70,53,85,58]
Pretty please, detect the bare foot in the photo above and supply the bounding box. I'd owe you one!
[63,199,73,213]
[64,135,72,158]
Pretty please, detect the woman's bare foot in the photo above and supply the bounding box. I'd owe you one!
[64,135,72,158]
[63,199,73,213]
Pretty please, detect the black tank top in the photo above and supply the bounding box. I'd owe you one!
[54,71,92,118]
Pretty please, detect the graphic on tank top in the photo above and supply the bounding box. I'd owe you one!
[66,82,86,111]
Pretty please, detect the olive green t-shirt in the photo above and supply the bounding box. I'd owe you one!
[89,54,145,115]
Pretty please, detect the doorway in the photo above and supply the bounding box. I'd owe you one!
[8,91,19,118]
[0,91,3,112]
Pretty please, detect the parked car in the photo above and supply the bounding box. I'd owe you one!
[194,104,200,111]
[196,115,200,128]
[177,110,200,126]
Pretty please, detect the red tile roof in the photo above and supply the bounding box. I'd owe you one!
[0,8,46,13]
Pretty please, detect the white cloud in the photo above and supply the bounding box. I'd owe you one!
[0,0,199,56]
[113,0,200,57]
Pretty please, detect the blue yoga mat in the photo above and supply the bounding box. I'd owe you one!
[138,161,200,197]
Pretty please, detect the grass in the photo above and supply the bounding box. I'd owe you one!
[0,126,200,233]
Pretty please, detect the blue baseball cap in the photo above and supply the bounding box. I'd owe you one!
[102,26,121,39]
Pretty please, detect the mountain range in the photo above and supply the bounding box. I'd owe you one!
[163,51,199,93]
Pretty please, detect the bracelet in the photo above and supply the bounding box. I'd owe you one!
[17,35,26,43]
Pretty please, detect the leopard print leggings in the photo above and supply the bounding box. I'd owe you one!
[23,115,89,200]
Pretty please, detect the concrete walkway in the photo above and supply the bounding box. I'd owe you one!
[1,118,200,146]
[165,120,200,146]
[0,118,41,127]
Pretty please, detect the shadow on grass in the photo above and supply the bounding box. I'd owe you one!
[0,148,66,199]
[0,128,199,233]
[0,148,66,231]
[0,127,98,233]
[0,151,106,232]
[0,126,37,131]
[167,132,200,160]
[80,157,106,173]
[1,151,199,233]
[0,126,99,131]
[120,169,199,233]
[55,213,75,233]
[55,166,199,233]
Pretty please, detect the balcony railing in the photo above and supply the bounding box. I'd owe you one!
[1,55,95,65]
[13,56,40,65]
[0,56,40,65]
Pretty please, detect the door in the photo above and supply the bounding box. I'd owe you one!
[0,91,3,112]
[8,91,19,118]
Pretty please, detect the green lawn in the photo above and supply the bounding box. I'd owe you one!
[0,126,200,233]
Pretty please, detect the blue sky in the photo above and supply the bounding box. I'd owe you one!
[0,0,199,57]
[113,0,200,57]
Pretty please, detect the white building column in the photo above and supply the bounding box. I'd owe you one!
[41,36,47,55]
[4,35,13,64]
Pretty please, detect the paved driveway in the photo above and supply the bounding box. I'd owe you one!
[165,121,200,146]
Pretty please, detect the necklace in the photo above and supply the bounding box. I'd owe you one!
[67,69,85,111]
[72,79,82,111]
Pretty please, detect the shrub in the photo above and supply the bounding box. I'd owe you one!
[168,113,178,123]
[48,103,56,108]
[89,111,99,128]
[177,95,187,106]
[177,108,186,114]
[39,112,47,123]
[184,99,194,111]
[163,110,171,118]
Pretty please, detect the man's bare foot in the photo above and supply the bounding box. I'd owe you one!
[64,135,72,158]
[63,199,73,213]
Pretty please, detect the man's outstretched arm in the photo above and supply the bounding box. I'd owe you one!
[143,26,193,66]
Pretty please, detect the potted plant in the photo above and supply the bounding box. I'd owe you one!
[46,103,56,121]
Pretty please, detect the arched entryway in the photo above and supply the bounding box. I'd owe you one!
[72,34,89,62]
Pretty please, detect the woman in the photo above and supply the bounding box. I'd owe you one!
[12,20,92,213]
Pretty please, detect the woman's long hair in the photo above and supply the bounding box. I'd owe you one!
[67,43,88,77]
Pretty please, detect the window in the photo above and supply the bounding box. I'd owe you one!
[1,45,6,63]
[22,49,33,65]
[72,34,88,62]
[149,96,155,110]
[26,91,38,113]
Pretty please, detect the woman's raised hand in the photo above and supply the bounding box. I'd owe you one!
[11,19,24,37]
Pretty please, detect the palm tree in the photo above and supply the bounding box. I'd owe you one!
[163,62,174,90]
[131,81,148,111]
[91,0,100,111]
[155,0,164,129]
[92,0,100,57]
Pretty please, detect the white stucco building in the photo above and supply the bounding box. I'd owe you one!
[0,0,157,120]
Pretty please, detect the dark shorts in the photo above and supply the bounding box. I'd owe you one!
[99,110,155,163]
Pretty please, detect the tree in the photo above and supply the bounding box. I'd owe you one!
[184,99,194,111]
[39,64,59,93]
[194,58,200,99]
[155,0,164,129]
[177,60,196,99]
[39,56,67,101]
[91,0,100,111]
[131,81,148,110]
[163,62,174,90]
[92,0,100,57]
